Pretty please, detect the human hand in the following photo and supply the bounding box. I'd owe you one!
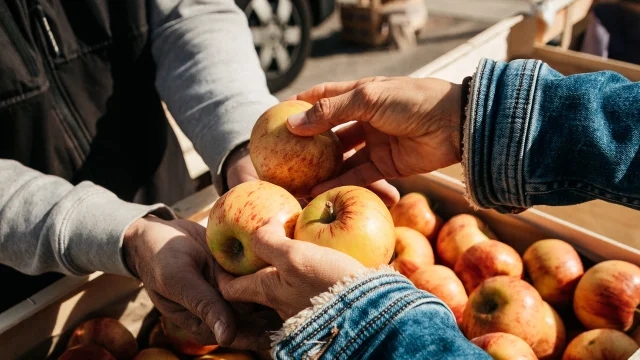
[287,77,462,196]
[216,218,366,320]
[123,216,280,350]
[224,145,258,190]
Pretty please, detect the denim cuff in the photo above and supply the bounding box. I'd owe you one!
[463,58,543,213]
[271,267,455,359]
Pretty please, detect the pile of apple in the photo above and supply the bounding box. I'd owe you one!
[389,192,640,360]
[57,316,257,360]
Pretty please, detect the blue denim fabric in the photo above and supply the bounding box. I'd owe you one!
[466,58,640,212]
[273,273,489,359]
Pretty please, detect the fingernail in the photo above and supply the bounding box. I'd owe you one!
[214,320,227,341]
[287,112,308,128]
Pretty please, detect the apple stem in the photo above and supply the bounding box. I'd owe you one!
[323,201,336,222]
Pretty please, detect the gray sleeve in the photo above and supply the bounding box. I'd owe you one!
[150,0,279,191]
[0,160,173,277]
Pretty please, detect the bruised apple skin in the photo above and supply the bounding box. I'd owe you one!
[561,329,638,360]
[573,260,640,331]
[389,193,443,243]
[470,332,537,360]
[532,302,566,360]
[410,265,467,326]
[437,214,495,268]
[58,344,116,360]
[66,317,137,360]
[133,348,179,360]
[249,100,343,198]
[207,180,301,275]
[454,240,523,294]
[294,186,395,267]
[391,226,435,277]
[161,317,219,356]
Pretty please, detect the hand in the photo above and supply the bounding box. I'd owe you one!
[123,216,279,350]
[216,218,366,320]
[225,145,258,190]
[287,77,462,196]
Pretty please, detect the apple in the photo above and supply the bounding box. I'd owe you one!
[409,265,468,326]
[631,326,640,345]
[561,329,638,360]
[454,240,523,293]
[470,332,537,360]
[462,276,545,349]
[133,348,179,360]
[67,317,137,360]
[523,239,584,308]
[207,180,301,275]
[532,302,566,360]
[389,193,443,243]
[196,351,255,360]
[573,260,640,331]
[249,100,342,198]
[149,322,171,349]
[391,226,435,277]
[58,344,116,360]
[294,186,395,267]
[161,317,219,356]
[436,214,495,268]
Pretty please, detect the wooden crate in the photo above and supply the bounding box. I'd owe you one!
[339,0,393,46]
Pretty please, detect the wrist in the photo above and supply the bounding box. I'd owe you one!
[222,142,251,190]
[123,217,147,278]
[444,82,463,163]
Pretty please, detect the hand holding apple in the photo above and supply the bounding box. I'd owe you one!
[437,214,495,268]
[454,240,523,294]
[389,193,442,242]
[409,265,468,326]
[392,227,435,277]
[561,329,638,360]
[161,317,219,356]
[470,332,537,360]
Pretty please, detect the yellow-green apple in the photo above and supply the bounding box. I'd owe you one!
[133,348,179,360]
[573,260,640,331]
[631,326,640,345]
[436,214,495,268]
[391,227,435,277]
[249,100,342,198]
[196,351,255,360]
[454,240,523,293]
[149,322,171,349]
[294,186,395,267]
[532,302,566,360]
[470,332,537,360]
[161,317,219,356]
[58,344,116,360]
[389,193,443,243]
[207,180,301,275]
[561,329,639,360]
[523,239,584,308]
[410,265,468,326]
[462,276,545,349]
[67,317,137,360]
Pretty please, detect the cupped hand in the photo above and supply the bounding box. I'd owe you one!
[216,218,366,320]
[288,76,462,196]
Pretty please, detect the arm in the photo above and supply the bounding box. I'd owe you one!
[149,0,279,192]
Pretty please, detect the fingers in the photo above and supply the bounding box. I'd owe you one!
[367,180,400,206]
[218,267,280,307]
[249,218,297,269]
[289,77,386,104]
[312,161,386,197]
[335,122,365,152]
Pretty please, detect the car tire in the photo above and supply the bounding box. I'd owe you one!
[237,0,312,93]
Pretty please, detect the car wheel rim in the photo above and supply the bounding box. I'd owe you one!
[245,0,303,79]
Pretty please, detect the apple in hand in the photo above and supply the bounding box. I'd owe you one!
[67,317,137,360]
[161,317,219,356]
[391,227,435,277]
[462,276,544,349]
[532,302,566,360]
[561,329,639,360]
[523,239,584,308]
[437,214,495,268]
[573,260,640,331]
[454,240,523,294]
[133,348,179,360]
[294,186,395,267]
[249,100,342,198]
[207,180,301,275]
[470,332,537,360]
[389,193,443,243]
[58,344,116,360]
[410,265,468,326]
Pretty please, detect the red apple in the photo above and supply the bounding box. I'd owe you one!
[532,302,566,360]
[67,317,137,360]
[196,351,256,360]
[294,186,395,267]
[58,344,116,360]
[389,193,443,243]
[436,214,495,268]
[470,332,537,360]
[207,180,301,275]
[161,317,219,356]
[523,239,584,308]
[562,329,638,360]
[133,348,179,360]
[249,100,342,198]
[410,265,467,326]
[391,226,435,277]
[454,240,523,293]
[149,322,171,349]
[462,276,545,349]
[573,260,640,331]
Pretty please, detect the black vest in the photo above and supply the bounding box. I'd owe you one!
[0,0,195,311]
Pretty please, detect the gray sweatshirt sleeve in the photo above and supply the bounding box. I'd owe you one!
[150,0,279,192]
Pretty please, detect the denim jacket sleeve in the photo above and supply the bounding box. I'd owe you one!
[271,267,490,359]
[464,58,640,212]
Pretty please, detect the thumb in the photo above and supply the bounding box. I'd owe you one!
[287,90,367,136]
[218,267,281,308]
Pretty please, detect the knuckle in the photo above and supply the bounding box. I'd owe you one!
[313,98,331,120]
